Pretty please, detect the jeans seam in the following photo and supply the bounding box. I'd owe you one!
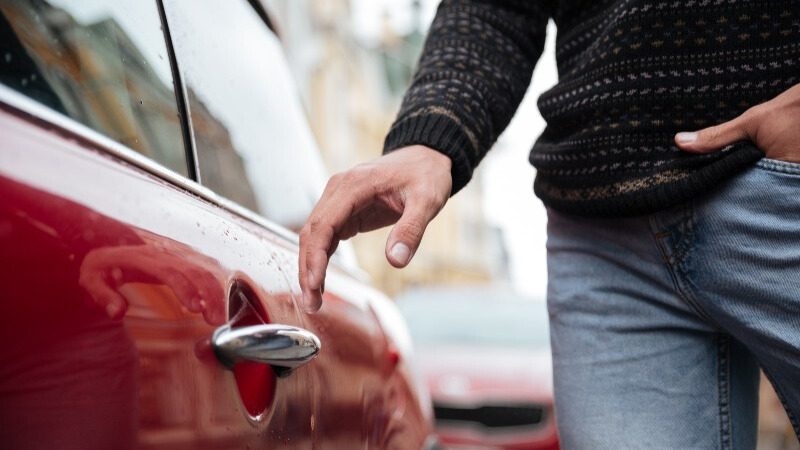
[760,365,800,439]
[756,158,800,175]
[671,202,696,266]
[717,334,732,450]
[673,261,723,330]
[651,203,723,329]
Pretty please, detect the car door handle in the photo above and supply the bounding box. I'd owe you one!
[212,324,321,377]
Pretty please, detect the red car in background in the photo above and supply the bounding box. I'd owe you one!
[398,287,559,450]
[0,0,434,448]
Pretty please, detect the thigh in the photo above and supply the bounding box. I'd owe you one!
[687,159,800,438]
[547,210,760,450]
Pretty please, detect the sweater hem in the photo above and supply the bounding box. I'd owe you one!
[534,144,765,218]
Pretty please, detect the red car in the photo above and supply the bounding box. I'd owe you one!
[0,0,434,448]
[398,287,559,450]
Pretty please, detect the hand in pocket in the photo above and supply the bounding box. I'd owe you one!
[675,83,800,163]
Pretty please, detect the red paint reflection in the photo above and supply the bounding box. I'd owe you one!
[0,178,227,449]
[79,238,226,325]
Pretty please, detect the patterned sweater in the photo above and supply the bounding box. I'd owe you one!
[384,0,800,217]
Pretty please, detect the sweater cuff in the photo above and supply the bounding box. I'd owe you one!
[383,113,475,196]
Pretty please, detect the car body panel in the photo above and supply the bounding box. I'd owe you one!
[0,105,315,448]
[0,85,430,449]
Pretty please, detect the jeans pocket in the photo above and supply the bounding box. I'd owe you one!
[756,157,800,175]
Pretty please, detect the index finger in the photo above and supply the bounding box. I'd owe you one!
[298,173,376,312]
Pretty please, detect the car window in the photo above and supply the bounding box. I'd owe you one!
[0,0,187,176]
[163,0,328,232]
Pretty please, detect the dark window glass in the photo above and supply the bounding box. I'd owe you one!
[0,0,187,176]
[163,0,328,232]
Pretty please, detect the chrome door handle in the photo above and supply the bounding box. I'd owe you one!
[212,324,321,377]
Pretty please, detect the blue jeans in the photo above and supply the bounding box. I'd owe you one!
[546,158,800,449]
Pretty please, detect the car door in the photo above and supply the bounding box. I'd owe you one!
[0,0,315,448]
[160,1,432,448]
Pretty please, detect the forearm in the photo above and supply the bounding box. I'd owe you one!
[384,0,553,194]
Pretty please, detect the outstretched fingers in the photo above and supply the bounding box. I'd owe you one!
[299,173,375,312]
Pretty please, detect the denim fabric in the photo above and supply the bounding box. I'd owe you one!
[546,158,800,449]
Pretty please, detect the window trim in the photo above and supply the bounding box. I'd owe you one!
[156,0,199,182]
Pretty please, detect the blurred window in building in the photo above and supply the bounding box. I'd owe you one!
[0,0,188,176]
[163,0,328,232]
[399,292,550,349]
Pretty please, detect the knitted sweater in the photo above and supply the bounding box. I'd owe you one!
[383,0,800,217]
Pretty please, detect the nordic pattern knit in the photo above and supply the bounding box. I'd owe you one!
[383,0,800,217]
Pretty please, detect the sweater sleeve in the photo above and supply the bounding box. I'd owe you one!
[383,0,553,195]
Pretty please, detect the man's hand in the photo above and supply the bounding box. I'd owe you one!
[299,145,453,313]
[675,83,800,161]
[79,243,226,324]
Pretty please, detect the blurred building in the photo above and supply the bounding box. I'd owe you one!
[265,0,509,296]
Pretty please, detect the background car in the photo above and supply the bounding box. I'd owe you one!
[0,0,434,448]
[397,286,559,450]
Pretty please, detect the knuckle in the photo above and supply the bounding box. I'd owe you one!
[341,164,373,187]
[308,215,324,232]
[414,184,444,209]
[165,272,186,287]
[703,125,723,142]
[745,104,766,119]
[328,172,344,185]
[299,226,308,243]
[399,218,426,242]
[341,169,359,185]
[740,108,765,136]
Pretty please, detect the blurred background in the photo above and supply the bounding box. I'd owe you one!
[263,1,798,448]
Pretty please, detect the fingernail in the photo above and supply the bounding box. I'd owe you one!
[676,132,698,144]
[390,243,412,266]
[106,302,121,319]
[307,269,316,289]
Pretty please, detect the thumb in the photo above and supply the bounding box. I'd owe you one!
[675,113,755,153]
[385,199,436,268]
